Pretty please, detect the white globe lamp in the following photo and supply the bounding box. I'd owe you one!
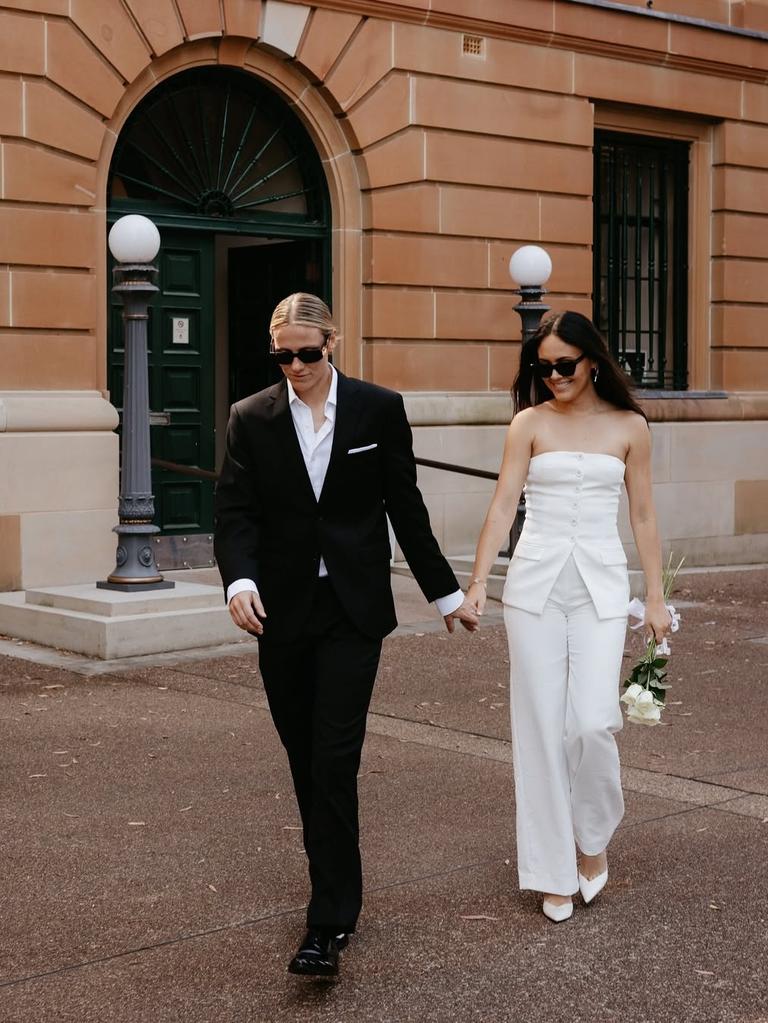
[108,214,161,264]
[508,244,552,343]
[508,244,552,288]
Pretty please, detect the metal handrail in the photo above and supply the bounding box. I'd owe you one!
[413,456,498,481]
[150,455,500,483]
[151,457,218,480]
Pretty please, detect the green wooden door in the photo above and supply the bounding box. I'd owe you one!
[109,231,215,534]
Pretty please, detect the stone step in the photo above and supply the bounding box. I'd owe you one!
[25,582,224,618]
[0,582,243,660]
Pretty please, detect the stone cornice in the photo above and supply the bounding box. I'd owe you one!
[403,392,768,426]
[294,0,768,84]
[0,392,119,433]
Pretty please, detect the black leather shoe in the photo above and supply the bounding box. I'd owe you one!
[287,930,348,977]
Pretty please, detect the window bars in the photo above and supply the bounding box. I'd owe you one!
[593,131,690,390]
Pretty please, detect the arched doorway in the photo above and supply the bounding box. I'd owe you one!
[107,66,331,562]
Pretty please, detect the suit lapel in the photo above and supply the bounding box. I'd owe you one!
[319,371,364,507]
[268,380,317,507]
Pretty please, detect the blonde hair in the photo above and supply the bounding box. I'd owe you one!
[269,293,336,338]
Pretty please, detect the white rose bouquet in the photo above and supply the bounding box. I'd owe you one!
[620,553,684,725]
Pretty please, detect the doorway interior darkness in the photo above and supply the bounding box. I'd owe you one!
[106,66,331,562]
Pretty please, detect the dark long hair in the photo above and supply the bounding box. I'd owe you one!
[512,311,646,419]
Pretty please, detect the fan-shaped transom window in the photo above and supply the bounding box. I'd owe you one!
[109,67,327,226]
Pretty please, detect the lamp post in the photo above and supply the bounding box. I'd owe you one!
[98,215,174,592]
[504,245,553,557]
[508,244,552,342]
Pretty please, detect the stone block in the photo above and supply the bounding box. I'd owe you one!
[70,0,150,80]
[10,271,96,330]
[18,510,117,588]
[296,8,360,82]
[669,422,768,482]
[46,19,124,118]
[2,143,97,207]
[735,480,768,534]
[24,81,105,161]
[325,16,392,109]
[0,433,117,514]
[653,481,734,541]
[260,0,310,57]
[125,0,184,55]
[176,0,222,39]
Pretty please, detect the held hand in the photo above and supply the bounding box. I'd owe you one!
[229,590,267,636]
[466,581,487,616]
[644,597,671,645]
[444,597,480,634]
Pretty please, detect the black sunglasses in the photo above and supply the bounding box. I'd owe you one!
[531,354,587,378]
[269,340,328,365]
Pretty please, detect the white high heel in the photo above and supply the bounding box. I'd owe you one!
[578,868,608,904]
[542,898,574,923]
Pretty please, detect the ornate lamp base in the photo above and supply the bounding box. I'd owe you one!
[97,523,175,592]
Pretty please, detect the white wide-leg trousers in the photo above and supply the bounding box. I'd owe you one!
[503,556,627,896]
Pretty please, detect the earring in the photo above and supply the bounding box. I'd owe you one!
[592,366,600,383]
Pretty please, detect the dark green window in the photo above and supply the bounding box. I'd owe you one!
[593,131,689,390]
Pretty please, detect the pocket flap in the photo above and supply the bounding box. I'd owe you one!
[512,543,544,561]
[600,547,627,566]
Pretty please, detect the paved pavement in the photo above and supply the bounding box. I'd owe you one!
[1,568,767,1022]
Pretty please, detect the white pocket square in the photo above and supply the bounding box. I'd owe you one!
[348,443,377,454]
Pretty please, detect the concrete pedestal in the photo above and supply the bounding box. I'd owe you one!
[0,582,241,659]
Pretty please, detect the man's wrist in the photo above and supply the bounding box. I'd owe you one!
[227,578,259,604]
[435,589,463,617]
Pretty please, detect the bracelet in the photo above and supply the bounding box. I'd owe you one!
[471,578,487,587]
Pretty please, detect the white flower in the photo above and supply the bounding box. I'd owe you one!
[625,688,663,726]
[620,683,644,707]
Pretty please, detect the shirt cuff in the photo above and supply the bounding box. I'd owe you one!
[226,578,259,605]
[434,589,464,617]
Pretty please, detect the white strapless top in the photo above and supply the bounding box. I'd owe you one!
[502,451,630,620]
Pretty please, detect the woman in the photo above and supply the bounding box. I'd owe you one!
[468,311,670,922]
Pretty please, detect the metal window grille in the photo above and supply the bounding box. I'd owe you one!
[593,131,689,390]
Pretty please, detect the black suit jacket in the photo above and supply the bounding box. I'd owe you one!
[213,371,459,642]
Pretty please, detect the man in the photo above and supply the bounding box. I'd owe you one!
[214,293,478,978]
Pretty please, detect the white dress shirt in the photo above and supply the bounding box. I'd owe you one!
[226,366,463,618]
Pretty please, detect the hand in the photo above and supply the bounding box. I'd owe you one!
[444,598,479,634]
[644,597,671,645]
[467,581,487,616]
[229,590,267,636]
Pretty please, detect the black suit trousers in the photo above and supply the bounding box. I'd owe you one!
[257,578,382,932]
